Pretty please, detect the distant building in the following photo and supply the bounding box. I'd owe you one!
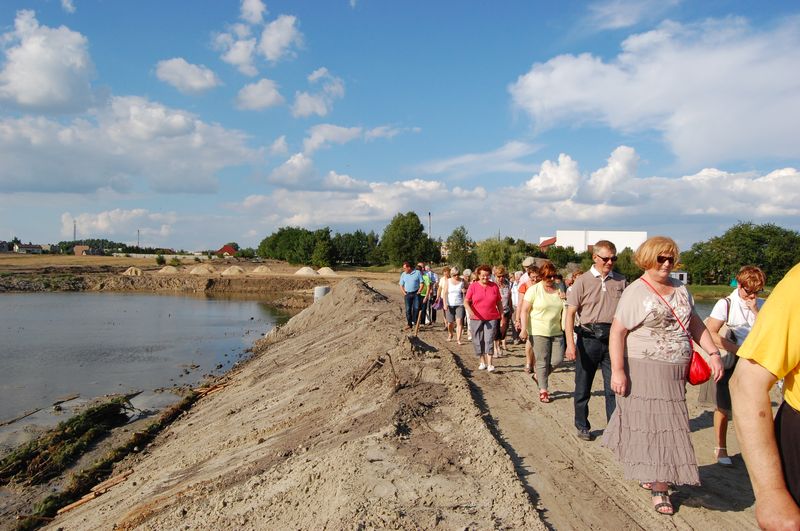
[670,271,688,285]
[216,245,238,257]
[0,241,8,252]
[540,230,648,253]
[13,243,43,254]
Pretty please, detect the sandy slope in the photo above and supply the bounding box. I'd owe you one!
[48,277,763,530]
[50,278,543,530]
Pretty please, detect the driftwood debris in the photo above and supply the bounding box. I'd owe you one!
[56,469,134,515]
[348,354,400,392]
[52,394,80,406]
[0,407,43,427]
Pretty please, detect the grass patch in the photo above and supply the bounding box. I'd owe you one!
[14,393,198,530]
[687,284,773,300]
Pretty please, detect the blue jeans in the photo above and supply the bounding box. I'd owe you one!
[574,331,616,431]
[404,290,419,326]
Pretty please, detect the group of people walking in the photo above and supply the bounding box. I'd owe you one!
[398,237,799,524]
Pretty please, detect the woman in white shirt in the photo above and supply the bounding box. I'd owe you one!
[443,267,466,345]
[705,265,766,466]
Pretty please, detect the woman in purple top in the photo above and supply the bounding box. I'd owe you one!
[464,264,505,373]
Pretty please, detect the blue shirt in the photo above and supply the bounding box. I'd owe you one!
[399,270,422,292]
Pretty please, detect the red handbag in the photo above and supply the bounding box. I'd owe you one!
[641,278,711,386]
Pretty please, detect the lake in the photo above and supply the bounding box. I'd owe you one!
[0,292,290,442]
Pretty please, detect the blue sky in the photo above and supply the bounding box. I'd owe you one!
[1,0,799,251]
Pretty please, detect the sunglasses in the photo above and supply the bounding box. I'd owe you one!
[596,255,618,263]
[741,286,762,296]
[656,255,676,264]
[545,274,558,280]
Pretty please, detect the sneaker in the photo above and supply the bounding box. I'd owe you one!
[577,428,592,441]
[487,365,496,372]
[478,363,487,370]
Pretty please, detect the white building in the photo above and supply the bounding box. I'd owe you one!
[541,230,648,253]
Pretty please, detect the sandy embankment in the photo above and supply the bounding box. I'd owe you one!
[50,278,544,530]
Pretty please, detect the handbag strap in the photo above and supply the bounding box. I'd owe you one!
[639,277,693,347]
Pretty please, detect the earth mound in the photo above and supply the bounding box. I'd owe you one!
[221,266,245,276]
[251,265,272,275]
[189,265,216,275]
[157,266,179,274]
[121,267,143,276]
[316,267,337,276]
[293,266,318,276]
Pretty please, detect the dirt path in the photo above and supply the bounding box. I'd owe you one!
[372,279,761,530]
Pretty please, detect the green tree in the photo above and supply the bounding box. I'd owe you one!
[613,247,641,281]
[380,212,432,265]
[446,226,475,269]
[546,245,580,268]
[225,242,240,251]
[475,238,512,268]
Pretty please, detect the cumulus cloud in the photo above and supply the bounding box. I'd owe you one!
[586,0,681,30]
[0,10,94,112]
[365,125,421,141]
[61,0,76,14]
[269,135,288,155]
[61,209,176,240]
[523,153,581,200]
[213,31,258,76]
[302,124,362,154]
[241,0,267,25]
[258,14,303,62]
[509,17,800,168]
[268,152,315,186]
[578,145,640,205]
[155,58,221,94]
[0,96,260,194]
[322,170,369,191]
[236,78,284,110]
[291,67,345,117]
[415,141,540,179]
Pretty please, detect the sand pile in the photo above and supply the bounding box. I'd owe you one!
[294,266,318,276]
[251,265,272,275]
[157,266,179,274]
[316,267,337,276]
[221,266,245,276]
[121,267,143,276]
[189,264,216,275]
[52,278,542,530]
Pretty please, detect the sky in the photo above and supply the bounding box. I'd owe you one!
[1,0,799,252]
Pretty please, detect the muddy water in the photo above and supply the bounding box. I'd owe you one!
[0,292,290,443]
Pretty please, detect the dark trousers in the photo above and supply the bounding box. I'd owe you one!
[404,290,419,326]
[418,294,429,324]
[574,331,616,431]
[776,401,800,505]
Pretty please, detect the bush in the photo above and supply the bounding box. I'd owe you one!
[168,257,181,267]
[155,254,166,266]
[194,256,201,262]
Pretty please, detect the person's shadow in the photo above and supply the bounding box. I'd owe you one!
[671,457,755,512]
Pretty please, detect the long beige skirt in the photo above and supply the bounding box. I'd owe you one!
[601,356,700,486]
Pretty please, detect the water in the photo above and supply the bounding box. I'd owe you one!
[0,292,290,424]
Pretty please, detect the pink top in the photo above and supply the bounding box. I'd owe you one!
[465,281,502,321]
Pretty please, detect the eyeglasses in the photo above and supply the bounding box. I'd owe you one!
[741,286,762,296]
[656,255,675,264]
[596,255,618,263]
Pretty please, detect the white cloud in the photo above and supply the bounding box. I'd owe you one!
[365,125,421,141]
[578,145,640,205]
[0,10,94,112]
[61,209,176,240]
[258,15,303,62]
[291,67,345,117]
[241,0,267,25]
[587,0,681,30]
[523,153,581,200]
[269,135,288,155]
[302,124,362,154]
[415,141,539,179]
[509,17,800,168]
[236,78,284,110]
[213,31,258,76]
[322,170,369,191]
[268,152,315,186]
[61,0,76,14]
[0,96,261,194]
[155,58,221,94]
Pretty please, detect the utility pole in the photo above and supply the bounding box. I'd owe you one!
[73,220,76,242]
[137,229,140,249]
[428,212,432,236]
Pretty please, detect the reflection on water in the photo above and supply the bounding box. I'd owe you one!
[0,292,291,423]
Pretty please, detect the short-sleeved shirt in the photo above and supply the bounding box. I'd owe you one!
[399,270,421,292]
[614,278,693,363]
[465,281,502,321]
[419,274,432,297]
[567,265,626,324]
[498,279,513,314]
[523,282,564,336]
[709,289,765,346]
[737,263,800,411]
